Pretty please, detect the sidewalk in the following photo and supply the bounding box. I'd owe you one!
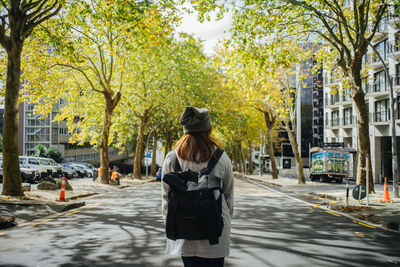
[0,176,155,228]
[235,171,400,232]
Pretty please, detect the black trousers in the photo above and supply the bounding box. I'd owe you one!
[181,256,224,267]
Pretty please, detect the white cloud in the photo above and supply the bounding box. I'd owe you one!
[176,10,232,55]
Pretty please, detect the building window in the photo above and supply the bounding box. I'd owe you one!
[373,39,388,62]
[344,107,353,125]
[375,98,390,122]
[396,64,400,87]
[331,110,339,126]
[361,77,369,93]
[373,70,387,92]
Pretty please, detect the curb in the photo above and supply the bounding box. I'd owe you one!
[234,173,283,188]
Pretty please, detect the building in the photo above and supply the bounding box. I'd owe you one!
[276,44,324,168]
[18,100,127,165]
[324,7,400,182]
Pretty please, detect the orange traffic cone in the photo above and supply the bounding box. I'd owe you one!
[380,177,392,203]
[57,177,66,201]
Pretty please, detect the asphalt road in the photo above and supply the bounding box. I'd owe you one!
[0,179,400,267]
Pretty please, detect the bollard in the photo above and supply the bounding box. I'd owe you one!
[346,183,349,206]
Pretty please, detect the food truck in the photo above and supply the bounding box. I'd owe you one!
[310,147,350,183]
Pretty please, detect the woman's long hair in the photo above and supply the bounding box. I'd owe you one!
[175,128,219,163]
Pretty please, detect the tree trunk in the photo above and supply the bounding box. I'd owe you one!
[2,45,23,196]
[287,127,305,184]
[165,131,173,155]
[99,99,113,184]
[232,145,237,171]
[248,141,253,174]
[134,109,148,178]
[151,131,158,176]
[264,112,278,179]
[237,143,243,173]
[349,54,374,192]
[352,86,374,192]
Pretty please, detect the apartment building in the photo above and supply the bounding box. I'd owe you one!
[324,7,400,182]
[17,100,127,165]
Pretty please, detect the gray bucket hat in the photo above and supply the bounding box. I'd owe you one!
[179,106,211,134]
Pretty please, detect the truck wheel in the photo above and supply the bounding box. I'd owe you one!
[335,178,343,183]
[321,176,329,182]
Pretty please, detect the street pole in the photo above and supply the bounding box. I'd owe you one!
[296,63,302,158]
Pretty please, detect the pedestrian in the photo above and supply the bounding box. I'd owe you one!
[111,165,120,185]
[161,106,234,267]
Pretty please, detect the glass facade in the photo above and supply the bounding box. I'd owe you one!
[23,102,58,155]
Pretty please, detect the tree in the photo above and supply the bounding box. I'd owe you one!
[230,0,392,189]
[0,0,61,196]
[34,144,47,157]
[22,0,176,183]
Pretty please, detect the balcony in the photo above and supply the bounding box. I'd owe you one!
[342,115,355,127]
[388,42,400,60]
[362,83,371,94]
[331,118,340,128]
[372,81,389,94]
[373,111,391,124]
[369,52,388,69]
[393,75,400,88]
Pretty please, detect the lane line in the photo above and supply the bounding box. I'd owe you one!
[32,219,54,226]
[352,220,376,229]
[326,211,341,216]
[312,204,321,208]
[66,210,81,215]
[354,232,366,237]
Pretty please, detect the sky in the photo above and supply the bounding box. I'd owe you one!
[176,9,232,55]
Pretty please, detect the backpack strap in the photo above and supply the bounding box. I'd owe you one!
[170,151,182,172]
[205,148,224,174]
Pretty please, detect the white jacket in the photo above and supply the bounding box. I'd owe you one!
[161,150,234,258]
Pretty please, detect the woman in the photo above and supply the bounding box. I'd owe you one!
[161,106,234,267]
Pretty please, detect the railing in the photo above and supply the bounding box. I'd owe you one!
[393,75,400,86]
[362,83,371,94]
[331,117,340,127]
[343,115,354,126]
[374,110,390,122]
[373,81,388,93]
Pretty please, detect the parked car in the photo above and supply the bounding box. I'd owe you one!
[156,168,162,181]
[72,163,94,177]
[0,161,40,183]
[19,156,51,178]
[38,157,62,178]
[64,163,87,178]
[61,164,78,179]
[79,163,97,172]
[20,164,40,183]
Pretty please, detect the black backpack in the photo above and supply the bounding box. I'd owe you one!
[163,148,224,245]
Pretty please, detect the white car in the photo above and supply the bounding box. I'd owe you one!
[19,156,52,178]
[38,157,62,178]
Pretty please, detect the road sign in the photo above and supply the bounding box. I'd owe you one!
[283,158,291,169]
[352,185,366,200]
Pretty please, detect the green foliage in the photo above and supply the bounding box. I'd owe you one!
[34,144,47,158]
[34,145,63,163]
